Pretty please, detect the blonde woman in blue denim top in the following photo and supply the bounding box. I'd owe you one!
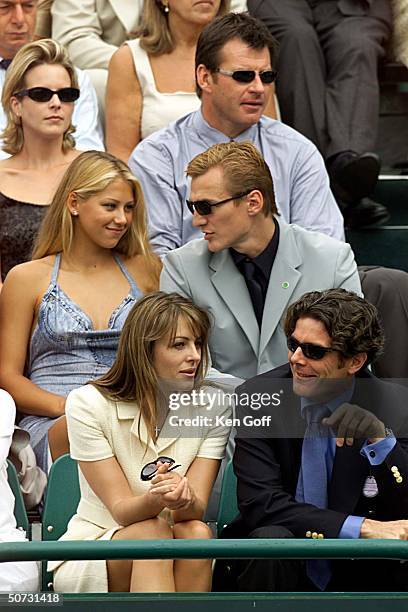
[0,150,161,474]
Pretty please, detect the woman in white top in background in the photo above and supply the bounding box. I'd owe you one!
[105,0,231,162]
[0,390,39,592]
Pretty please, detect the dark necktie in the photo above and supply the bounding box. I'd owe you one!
[296,404,332,591]
[0,59,12,70]
[241,258,264,327]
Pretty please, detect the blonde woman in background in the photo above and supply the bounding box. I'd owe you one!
[105,0,232,162]
[49,291,231,593]
[0,39,81,289]
[0,151,160,474]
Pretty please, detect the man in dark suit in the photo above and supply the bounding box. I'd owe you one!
[248,0,392,228]
[228,288,408,592]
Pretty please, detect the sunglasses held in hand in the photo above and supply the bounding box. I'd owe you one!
[140,456,181,481]
[215,68,278,84]
[13,87,80,103]
[287,336,334,360]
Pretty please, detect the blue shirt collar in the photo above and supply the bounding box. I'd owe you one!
[193,109,259,144]
[300,378,355,419]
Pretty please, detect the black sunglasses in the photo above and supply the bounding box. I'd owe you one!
[216,68,277,84]
[186,190,251,216]
[14,87,80,103]
[140,456,181,481]
[287,336,334,361]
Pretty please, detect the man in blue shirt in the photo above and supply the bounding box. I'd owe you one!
[226,288,408,591]
[129,12,344,258]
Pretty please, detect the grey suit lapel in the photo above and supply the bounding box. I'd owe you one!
[109,0,140,32]
[259,224,302,357]
[210,250,260,356]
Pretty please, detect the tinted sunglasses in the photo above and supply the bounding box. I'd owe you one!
[216,68,278,84]
[287,336,334,361]
[14,87,80,103]
[186,190,251,216]
[140,456,181,481]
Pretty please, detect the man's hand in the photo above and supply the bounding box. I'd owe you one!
[322,402,386,446]
[361,518,408,539]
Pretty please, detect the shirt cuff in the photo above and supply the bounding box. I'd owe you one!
[339,515,365,539]
[360,436,396,465]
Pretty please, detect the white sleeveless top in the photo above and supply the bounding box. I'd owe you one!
[126,39,201,140]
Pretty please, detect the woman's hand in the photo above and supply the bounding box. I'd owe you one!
[149,462,194,510]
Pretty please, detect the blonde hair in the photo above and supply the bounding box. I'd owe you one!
[134,0,230,55]
[1,38,78,155]
[187,141,278,217]
[93,291,211,443]
[32,151,160,280]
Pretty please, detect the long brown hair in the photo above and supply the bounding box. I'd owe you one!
[93,292,211,442]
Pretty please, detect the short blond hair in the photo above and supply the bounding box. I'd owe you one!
[32,151,159,284]
[187,141,277,217]
[1,39,78,155]
[134,0,230,56]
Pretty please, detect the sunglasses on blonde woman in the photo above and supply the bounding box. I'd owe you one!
[14,87,80,103]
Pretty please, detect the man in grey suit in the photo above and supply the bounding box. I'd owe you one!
[160,141,362,380]
[248,0,392,228]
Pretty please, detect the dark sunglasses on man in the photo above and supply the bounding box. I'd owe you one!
[287,336,334,361]
[13,87,80,103]
[140,456,181,481]
[186,190,251,216]
[215,68,278,84]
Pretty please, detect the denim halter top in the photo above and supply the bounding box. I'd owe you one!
[26,252,142,396]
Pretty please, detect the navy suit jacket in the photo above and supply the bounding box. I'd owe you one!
[232,365,408,538]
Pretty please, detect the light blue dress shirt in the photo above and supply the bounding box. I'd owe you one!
[129,110,344,257]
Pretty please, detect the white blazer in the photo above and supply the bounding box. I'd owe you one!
[52,0,143,70]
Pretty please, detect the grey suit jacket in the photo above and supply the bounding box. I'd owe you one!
[52,0,142,70]
[160,223,362,380]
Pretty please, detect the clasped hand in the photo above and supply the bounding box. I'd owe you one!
[149,461,193,510]
[322,402,386,447]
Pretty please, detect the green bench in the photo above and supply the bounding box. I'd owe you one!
[7,459,30,537]
[3,455,408,610]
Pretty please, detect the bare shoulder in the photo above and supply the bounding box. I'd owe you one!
[110,43,134,72]
[65,149,82,163]
[0,158,19,178]
[2,256,55,296]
